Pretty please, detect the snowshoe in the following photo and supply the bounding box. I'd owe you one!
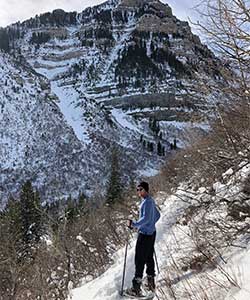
[122,288,154,299]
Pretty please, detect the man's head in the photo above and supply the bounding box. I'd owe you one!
[137,181,149,198]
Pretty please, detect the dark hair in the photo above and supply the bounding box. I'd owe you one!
[137,181,149,192]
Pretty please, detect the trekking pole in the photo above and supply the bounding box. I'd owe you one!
[154,250,160,274]
[120,236,129,296]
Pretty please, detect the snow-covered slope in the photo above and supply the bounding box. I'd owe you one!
[0,49,163,202]
[0,52,93,200]
[69,162,250,300]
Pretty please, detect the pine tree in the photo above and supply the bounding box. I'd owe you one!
[173,137,177,150]
[157,141,162,156]
[149,118,160,135]
[150,41,155,53]
[106,147,122,206]
[19,181,43,247]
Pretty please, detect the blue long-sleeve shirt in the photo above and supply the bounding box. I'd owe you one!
[132,195,160,235]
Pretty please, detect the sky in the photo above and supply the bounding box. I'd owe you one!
[0,0,201,28]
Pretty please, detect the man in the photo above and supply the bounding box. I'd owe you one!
[126,181,161,297]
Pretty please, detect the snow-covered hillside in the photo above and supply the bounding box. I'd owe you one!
[0,50,158,202]
[69,162,250,300]
[0,52,95,201]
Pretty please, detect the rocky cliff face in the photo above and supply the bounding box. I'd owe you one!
[0,0,220,203]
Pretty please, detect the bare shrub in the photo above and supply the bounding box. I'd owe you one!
[0,187,137,300]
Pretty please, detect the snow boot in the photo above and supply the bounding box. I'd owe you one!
[124,278,142,297]
[145,275,155,292]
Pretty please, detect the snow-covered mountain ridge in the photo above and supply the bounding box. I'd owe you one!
[0,0,222,202]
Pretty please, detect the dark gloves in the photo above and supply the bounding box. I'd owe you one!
[127,219,133,230]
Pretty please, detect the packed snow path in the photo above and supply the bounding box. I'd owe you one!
[69,193,187,300]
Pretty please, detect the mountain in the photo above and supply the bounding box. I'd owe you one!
[0,0,221,202]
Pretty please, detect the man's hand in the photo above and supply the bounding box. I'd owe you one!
[127,219,133,230]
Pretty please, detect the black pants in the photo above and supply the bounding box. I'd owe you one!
[134,231,156,279]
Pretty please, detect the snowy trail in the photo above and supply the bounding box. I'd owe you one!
[69,194,187,300]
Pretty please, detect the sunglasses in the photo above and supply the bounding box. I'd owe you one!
[137,188,144,192]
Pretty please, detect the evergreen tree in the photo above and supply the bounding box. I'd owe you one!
[150,41,155,53]
[19,181,43,247]
[173,137,177,150]
[170,138,178,150]
[149,118,160,135]
[106,147,122,206]
[157,141,162,156]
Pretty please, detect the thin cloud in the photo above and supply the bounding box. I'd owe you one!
[0,0,103,27]
[163,0,200,22]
